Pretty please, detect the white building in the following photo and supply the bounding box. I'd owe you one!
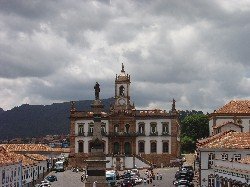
[213,156,250,187]
[209,100,250,136]
[197,131,250,187]
[0,147,22,187]
[0,144,56,187]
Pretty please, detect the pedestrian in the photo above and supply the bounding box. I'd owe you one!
[159,173,162,180]
[147,177,150,184]
[150,177,153,183]
[156,173,159,180]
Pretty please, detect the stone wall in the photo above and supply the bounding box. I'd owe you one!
[140,153,175,167]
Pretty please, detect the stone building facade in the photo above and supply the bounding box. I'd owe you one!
[69,65,181,168]
[209,100,250,136]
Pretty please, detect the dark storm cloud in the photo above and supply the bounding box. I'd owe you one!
[0,0,250,111]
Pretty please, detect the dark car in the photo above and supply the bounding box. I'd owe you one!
[121,178,133,187]
[175,171,193,181]
[45,175,57,182]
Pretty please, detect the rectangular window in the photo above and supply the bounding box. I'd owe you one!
[2,170,5,184]
[78,123,84,135]
[162,122,169,134]
[89,124,94,134]
[138,142,145,153]
[208,153,215,168]
[162,141,169,153]
[208,175,214,187]
[221,153,228,161]
[101,124,106,132]
[150,123,157,133]
[150,142,157,153]
[138,123,145,134]
[233,154,241,161]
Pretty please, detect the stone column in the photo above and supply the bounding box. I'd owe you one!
[84,99,109,187]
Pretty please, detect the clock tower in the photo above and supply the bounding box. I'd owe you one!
[114,63,133,110]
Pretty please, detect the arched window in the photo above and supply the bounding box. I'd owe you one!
[88,141,94,153]
[138,123,145,134]
[119,85,125,96]
[150,122,157,134]
[78,123,84,136]
[88,122,94,135]
[138,141,145,153]
[162,141,169,153]
[124,142,131,155]
[114,142,120,154]
[162,122,169,134]
[150,141,157,153]
[101,123,106,132]
[114,124,119,133]
[125,124,130,133]
[78,141,83,153]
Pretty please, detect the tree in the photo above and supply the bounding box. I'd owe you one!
[180,114,209,153]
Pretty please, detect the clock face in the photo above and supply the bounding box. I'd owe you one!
[118,98,126,105]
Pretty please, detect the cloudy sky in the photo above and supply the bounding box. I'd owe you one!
[1,0,250,112]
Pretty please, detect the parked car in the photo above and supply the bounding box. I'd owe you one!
[133,177,143,184]
[175,170,193,181]
[38,184,51,187]
[173,179,194,187]
[41,180,51,185]
[181,165,194,178]
[45,175,57,182]
[121,178,134,187]
[35,182,51,187]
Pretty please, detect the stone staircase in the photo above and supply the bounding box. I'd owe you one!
[135,154,153,168]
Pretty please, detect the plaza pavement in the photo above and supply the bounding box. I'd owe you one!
[45,167,178,187]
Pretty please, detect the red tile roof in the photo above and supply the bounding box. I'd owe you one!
[214,100,250,114]
[0,147,20,166]
[24,154,48,161]
[0,144,52,152]
[197,131,250,149]
[0,146,49,166]
[52,148,70,153]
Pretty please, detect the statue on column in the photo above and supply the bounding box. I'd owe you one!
[94,82,100,100]
[172,98,176,111]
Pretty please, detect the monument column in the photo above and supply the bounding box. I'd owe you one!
[84,82,109,187]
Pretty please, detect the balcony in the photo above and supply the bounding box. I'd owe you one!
[137,132,146,136]
[149,131,158,136]
[87,132,93,136]
[107,132,138,137]
[77,132,85,136]
[161,132,170,136]
[101,131,107,136]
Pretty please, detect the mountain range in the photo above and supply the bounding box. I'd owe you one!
[0,98,203,140]
[0,98,114,140]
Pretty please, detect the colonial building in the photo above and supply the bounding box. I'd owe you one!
[0,147,22,187]
[197,131,250,187]
[69,64,181,169]
[0,145,49,187]
[209,100,250,136]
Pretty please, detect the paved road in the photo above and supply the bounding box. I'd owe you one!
[136,167,177,187]
[46,167,178,187]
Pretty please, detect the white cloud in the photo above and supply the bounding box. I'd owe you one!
[0,0,250,112]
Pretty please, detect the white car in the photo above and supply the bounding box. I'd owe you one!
[41,180,51,185]
[134,177,143,184]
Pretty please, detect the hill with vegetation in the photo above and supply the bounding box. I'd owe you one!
[0,99,208,147]
[0,98,114,140]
